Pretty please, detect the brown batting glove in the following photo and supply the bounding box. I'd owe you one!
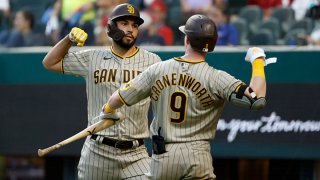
[68,27,88,47]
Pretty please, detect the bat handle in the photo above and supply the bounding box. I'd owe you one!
[38,143,62,157]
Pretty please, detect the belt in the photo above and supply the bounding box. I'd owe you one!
[90,134,144,150]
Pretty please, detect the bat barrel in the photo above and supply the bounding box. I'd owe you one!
[37,118,120,157]
[37,149,46,157]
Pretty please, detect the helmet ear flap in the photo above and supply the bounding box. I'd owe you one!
[107,21,125,41]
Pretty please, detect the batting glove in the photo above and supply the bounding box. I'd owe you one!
[99,111,122,121]
[245,47,277,66]
[99,104,121,121]
[68,27,88,47]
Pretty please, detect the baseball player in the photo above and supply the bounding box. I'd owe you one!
[42,3,161,180]
[101,14,277,179]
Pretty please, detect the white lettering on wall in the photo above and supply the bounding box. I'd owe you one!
[217,112,320,142]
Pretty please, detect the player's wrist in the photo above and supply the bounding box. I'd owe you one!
[252,58,265,78]
[103,103,115,113]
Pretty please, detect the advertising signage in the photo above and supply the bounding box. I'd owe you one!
[212,84,320,159]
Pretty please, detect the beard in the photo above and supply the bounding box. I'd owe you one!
[114,36,137,50]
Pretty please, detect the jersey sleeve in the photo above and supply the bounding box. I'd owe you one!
[209,70,242,100]
[148,52,162,64]
[154,53,162,63]
[62,49,93,77]
[118,64,156,106]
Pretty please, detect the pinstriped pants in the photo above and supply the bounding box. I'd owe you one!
[147,141,216,180]
[78,137,150,180]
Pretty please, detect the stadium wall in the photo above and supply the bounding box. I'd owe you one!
[0,46,319,159]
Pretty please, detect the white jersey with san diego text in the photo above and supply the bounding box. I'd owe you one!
[63,47,161,140]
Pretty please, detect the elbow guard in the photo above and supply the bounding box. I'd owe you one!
[229,84,267,110]
[251,97,267,110]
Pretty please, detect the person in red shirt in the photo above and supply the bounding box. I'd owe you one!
[148,0,174,45]
[248,0,292,19]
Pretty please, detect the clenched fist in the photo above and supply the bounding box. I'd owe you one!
[69,27,88,47]
[245,47,277,66]
[245,47,266,63]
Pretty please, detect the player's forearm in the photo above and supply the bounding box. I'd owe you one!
[42,36,73,72]
[249,76,266,97]
[247,58,266,98]
[106,91,125,111]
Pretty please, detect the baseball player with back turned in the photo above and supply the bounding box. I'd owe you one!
[42,3,161,180]
[100,14,277,179]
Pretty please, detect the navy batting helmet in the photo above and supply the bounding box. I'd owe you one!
[179,14,218,52]
[107,3,144,41]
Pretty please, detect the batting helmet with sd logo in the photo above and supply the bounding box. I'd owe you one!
[179,14,218,53]
[107,3,144,41]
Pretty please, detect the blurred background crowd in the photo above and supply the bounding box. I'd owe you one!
[0,0,320,48]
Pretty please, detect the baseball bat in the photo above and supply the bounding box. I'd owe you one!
[38,116,122,157]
